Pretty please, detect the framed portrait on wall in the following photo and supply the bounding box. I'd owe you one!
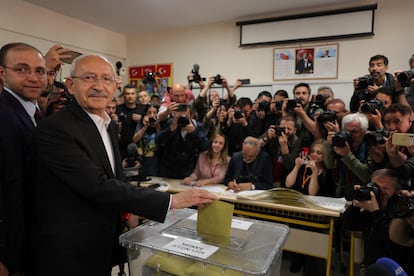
[273,43,338,81]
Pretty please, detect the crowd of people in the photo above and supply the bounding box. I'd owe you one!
[1,41,414,276]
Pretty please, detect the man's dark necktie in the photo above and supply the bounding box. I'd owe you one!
[34,107,42,125]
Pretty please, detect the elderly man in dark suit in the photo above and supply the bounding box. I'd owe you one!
[224,136,273,192]
[0,42,48,276]
[29,54,217,276]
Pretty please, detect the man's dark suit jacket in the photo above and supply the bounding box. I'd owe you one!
[223,151,274,190]
[30,100,170,276]
[0,89,36,274]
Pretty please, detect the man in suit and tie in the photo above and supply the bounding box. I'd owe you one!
[295,52,314,74]
[0,42,48,276]
[29,54,217,276]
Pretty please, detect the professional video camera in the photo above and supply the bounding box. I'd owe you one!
[353,182,380,201]
[387,194,414,218]
[286,99,301,111]
[189,64,206,83]
[143,71,159,85]
[317,110,337,124]
[213,74,223,85]
[332,130,352,147]
[361,99,384,114]
[397,69,414,87]
[358,75,375,90]
[363,129,390,146]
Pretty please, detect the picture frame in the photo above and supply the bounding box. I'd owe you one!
[273,43,338,81]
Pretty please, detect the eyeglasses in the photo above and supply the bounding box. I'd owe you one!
[3,65,46,78]
[71,74,115,86]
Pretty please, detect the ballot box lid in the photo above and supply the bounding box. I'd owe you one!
[120,208,289,275]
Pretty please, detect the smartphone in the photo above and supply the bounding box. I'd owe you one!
[176,104,188,112]
[239,79,251,85]
[61,50,82,64]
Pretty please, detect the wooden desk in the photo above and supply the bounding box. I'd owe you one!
[141,177,342,276]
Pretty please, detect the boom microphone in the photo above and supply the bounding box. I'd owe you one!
[376,257,407,276]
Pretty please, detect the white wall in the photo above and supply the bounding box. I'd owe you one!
[127,0,413,107]
[0,0,127,82]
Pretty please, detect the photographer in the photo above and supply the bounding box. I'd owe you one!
[248,90,273,137]
[343,169,410,271]
[349,55,401,113]
[260,115,302,187]
[116,85,142,159]
[156,103,209,179]
[193,74,236,121]
[132,103,161,177]
[224,98,252,156]
[327,112,373,199]
[158,82,194,123]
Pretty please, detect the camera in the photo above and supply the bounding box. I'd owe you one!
[361,99,384,114]
[176,103,188,112]
[213,74,223,85]
[257,101,270,113]
[286,99,301,111]
[118,112,128,123]
[234,110,244,119]
[219,98,229,107]
[358,75,375,90]
[353,182,380,201]
[397,70,414,87]
[190,64,206,83]
[143,71,159,85]
[274,126,286,136]
[177,115,190,128]
[148,117,156,125]
[332,130,352,147]
[317,110,337,124]
[239,79,251,85]
[387,194,414,218]
[363,129,390,146]
[274,100,283,111]
[314,94,329,106]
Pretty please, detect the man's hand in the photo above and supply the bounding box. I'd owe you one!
[334,142,351,157]
[172,189,217,208]
[44,44,72,71]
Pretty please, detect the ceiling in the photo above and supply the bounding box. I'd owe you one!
[24,0,366,35]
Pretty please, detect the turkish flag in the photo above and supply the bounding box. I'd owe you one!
[129,66,143,78]
[156,64,171,77]
[142,65,156,76]
[280,53,289,60]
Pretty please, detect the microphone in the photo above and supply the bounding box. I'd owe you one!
[126,143,138,168]
[376,257,407,276]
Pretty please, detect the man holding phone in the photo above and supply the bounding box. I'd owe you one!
[158,83,194,122]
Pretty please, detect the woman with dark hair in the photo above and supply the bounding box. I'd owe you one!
[132,103,161,176]
[182,132,230,186]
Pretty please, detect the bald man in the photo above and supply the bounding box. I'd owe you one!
[158,83,194,122]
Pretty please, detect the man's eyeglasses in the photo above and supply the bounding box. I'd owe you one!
[71,74,115,86]
[3,65,46,78]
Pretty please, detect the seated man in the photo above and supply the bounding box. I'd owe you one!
[224,136,273,192]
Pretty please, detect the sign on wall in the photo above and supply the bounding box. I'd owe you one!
[273,44,338,81]
[129,63,173,99]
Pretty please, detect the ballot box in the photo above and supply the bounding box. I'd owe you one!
[119,208,289,276]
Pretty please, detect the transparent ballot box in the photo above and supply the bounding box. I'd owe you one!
[119,208,289,276]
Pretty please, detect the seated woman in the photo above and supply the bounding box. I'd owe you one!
[285,139,334,196]
[182,132,230,187]
[132,103,161,177]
